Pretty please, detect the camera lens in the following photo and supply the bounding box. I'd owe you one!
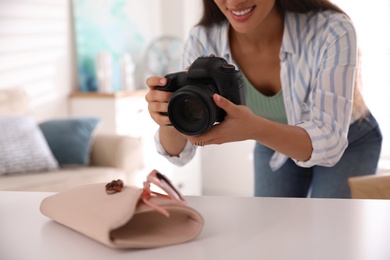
[168,84,223,136]
[180,98,204,124]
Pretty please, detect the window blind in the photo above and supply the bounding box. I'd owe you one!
[0,0,71,120]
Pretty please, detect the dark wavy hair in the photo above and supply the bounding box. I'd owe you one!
[197,0,347,26]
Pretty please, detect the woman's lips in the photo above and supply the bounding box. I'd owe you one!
[230,6,255,22]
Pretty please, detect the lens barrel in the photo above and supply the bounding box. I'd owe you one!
[168,84,222,136]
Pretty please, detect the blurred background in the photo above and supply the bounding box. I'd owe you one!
[0,0,389,196]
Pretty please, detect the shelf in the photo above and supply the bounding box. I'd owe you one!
[69,89,147,99]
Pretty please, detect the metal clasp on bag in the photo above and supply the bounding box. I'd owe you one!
[105,179,124,194]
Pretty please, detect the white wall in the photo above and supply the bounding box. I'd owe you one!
[148,0,202,40]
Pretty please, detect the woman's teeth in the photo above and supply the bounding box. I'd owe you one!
[232,7,254,16]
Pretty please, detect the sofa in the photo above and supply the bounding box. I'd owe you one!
[0,88,144,192]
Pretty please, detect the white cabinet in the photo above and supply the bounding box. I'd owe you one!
[69,91,202,195]
[69,91,147,137]
[201,141,255,197]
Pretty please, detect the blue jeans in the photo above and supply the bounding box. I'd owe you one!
[253,113,382,198]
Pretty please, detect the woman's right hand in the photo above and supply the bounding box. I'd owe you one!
[145,76,173,126]
[145,76,188,156]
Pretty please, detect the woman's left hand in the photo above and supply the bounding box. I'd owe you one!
[185,94,257,146]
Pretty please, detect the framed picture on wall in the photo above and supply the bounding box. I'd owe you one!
[71,0,153,92]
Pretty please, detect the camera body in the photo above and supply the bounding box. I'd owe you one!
[157,55,245,136]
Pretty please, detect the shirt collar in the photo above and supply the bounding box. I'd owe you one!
[221,21,233,63]
[280,12,296,55]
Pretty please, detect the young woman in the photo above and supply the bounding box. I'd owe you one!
[145,0,382,198]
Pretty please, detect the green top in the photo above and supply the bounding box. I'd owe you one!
[243,76,288,124]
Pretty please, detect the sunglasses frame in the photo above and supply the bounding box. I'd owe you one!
[142,169,186,217]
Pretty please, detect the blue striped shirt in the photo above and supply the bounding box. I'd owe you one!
[155,10,358,171]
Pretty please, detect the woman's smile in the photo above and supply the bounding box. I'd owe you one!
[230,6,256,22]
[214,0,281,33]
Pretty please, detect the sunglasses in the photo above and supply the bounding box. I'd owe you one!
[142,169,186,217]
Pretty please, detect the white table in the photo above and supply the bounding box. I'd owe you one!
[1,191,390,260]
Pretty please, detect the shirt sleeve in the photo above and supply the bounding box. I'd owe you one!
[154,129,197,166]
[293,14,358,168]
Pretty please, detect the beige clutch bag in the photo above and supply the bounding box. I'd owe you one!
[40,170,204,249]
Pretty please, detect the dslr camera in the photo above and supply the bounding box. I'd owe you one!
[158,55,245,136]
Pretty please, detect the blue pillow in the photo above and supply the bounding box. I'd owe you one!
[39,117,100,166]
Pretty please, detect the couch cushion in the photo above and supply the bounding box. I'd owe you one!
[39,117,101,166]
[0,116,59,175]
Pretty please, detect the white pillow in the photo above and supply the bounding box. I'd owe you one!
[0,116,59,175]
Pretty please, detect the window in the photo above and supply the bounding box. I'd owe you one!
[334,0,390,170]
